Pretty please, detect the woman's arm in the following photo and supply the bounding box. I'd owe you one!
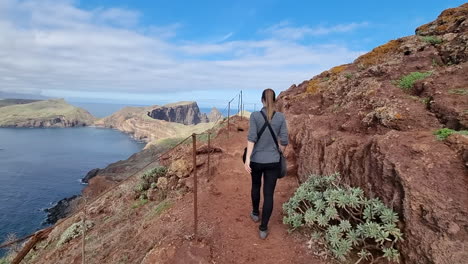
[245,114,258,173]
[244,141,255,173]
[279,115,289,153]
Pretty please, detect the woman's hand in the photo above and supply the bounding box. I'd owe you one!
[244,159,251,174]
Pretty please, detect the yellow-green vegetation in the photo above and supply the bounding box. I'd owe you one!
[434,128,468,140]
[355,39,400,67]
[345,73,353,79]
[0,257,9,264]
[448,88,468,95]
[0,99,40,108]
[329,65,347,75]
[421,36,443,45]
[283,173,403,263]
[57,220,93,246]
[155,137,186,149]
[417,5,468,35]
[306,79,321,94]
[144,199,172,221]
[132,198,149,209]
[396,71,432,92]
[0,99,95,126]
[153,200,171,216]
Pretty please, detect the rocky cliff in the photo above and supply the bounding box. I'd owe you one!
[95,102,214,145]
[149,101,209,125]
[0,99,95,127]
[276,4,467,264]
[207,107,223,122]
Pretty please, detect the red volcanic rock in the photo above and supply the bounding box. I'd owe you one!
[277,4,468,264]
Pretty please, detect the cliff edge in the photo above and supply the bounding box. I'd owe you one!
[149,101,209,125]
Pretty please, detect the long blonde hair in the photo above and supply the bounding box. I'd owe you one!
[261,88,276,121]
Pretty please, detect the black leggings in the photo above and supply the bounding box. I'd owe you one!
[250,161,280,231]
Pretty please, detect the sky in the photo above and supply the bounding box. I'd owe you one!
[0,0,465,107]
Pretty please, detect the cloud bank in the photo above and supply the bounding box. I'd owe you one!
[0,0,366,102]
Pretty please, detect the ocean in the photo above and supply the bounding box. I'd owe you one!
[0,127,144,256]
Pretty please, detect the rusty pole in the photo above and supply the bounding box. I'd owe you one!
[82,198,87,264]
[240,90,243,120]
[10,228,53,264]
[227,101,231,138]
[192,133,198,238]
[207,132,211,177]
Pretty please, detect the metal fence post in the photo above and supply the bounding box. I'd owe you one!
[240,90,243,120]
[192,133,198,238]
[207,132,211,177]
[227,102,230,138]
[82,197,87,264]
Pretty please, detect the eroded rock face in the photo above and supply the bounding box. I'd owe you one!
[207,107,223,122]
[277,4,468,264]
[149,102,209,125]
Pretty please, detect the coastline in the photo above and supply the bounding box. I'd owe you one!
[42,139,168,225]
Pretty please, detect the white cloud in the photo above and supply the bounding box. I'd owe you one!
[0,0,366,103]
[264,21,369,40]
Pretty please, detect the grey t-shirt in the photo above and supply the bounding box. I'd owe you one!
[247,107,289,163]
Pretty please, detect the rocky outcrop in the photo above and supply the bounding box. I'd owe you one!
[95,103,213,145]
[277,4,468,264]
[44,195,80,225]
[0,99,95,127]
[81,168,101,184]
[207,107,223,122]
[148,101,209,125]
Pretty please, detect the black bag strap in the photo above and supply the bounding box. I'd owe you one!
[260,111,282,154]
[256,121,268,142]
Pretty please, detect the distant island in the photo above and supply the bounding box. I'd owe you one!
[0,99,95,127]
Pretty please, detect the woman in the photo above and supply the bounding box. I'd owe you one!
[244,88,288,239]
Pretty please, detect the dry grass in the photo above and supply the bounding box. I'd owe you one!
[329,65,347,75]
[306,79,321,94]
[355,40,400,66]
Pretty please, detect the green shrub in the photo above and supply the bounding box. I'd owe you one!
[421,36,442,45]
[433,128,468,140]
[0,257,9,264]
[396,71,432,92]
[141,167,167,181]
[134,166,167,199]
[345,73,353,79]
[57,221,93,246]
[283,173,403,263]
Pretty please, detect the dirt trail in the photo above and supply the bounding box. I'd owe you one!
[152,118,325,264]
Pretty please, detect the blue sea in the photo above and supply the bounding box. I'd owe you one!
[0,127,144,256]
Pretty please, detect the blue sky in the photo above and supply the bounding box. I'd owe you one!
[0,0,465,107]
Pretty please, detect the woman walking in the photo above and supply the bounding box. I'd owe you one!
[244,88,288,239]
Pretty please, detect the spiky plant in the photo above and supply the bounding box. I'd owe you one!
[283,173,403,263]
